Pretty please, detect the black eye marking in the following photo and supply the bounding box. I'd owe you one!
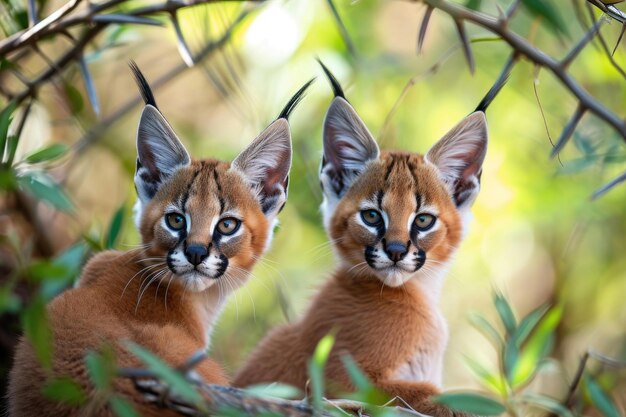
[415,194,422,212]
[376,190,384,210]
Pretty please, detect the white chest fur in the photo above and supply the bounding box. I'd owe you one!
[391,274,449,387]
[391,307,448,387]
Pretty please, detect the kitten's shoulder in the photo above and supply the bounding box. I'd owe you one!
[77,250,137,287]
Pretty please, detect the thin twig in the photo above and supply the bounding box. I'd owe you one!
[72,7,253,155]
[325,0,358,59]
[584,2,626,80]
[413,0,626,145]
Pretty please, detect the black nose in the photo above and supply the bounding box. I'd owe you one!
[384,241,408,263]
[185,244,208,266]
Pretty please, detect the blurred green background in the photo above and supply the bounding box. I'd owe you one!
[2,0,626,410]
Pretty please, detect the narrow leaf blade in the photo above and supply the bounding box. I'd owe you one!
[434,392,506,415]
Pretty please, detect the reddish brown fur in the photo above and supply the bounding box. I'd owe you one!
[9,159,273,416]
[234,152,468,416]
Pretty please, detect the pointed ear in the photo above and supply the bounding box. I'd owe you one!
[425,111,488,208]
[135,105,190,204]
[320,97,380,200]
[232,118,292,218]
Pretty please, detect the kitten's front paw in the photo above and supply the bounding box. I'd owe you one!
[134,378,198,415]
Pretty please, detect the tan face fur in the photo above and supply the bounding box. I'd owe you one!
[329,152,464,287]
[133,105,293,294]
[320,95,488,288]
[139,159,271,292]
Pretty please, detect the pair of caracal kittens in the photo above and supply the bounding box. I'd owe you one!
[8,62,489,417]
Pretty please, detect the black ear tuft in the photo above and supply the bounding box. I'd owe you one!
[474,58,512,113]
[277,77,316,120]
[316,58,346,100]
[129,60,158,108]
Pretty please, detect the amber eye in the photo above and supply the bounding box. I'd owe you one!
[216,217,241,236]
[414,213,436,231]
[361,209,383,227]
[165,213,186,231]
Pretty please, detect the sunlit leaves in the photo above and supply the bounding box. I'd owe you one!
[510,305,562,388]
[434,392,506,415]
[459,293,567,416]
[308,333,335,411]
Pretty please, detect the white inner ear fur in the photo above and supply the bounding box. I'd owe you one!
[137,105,190,179]
[320,98,380,231]
[232,119,291,197]
[425,112,487,185]
[134,105,190,224]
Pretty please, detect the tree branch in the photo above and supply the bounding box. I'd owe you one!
[415,0,626,143]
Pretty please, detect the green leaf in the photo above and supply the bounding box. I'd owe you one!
[308,333,335,410]
[124,341,203,406]
[5,135,19,166]
[0,101,16,161]
[0,285,21,313]
[55,243,87,276]
[244,383,302,399]
[0,168,16,190]
[503,341,520,385]
[521,0,569,36]
[463,356,507,396]
[106,205,125,249]
[26,260,71,282]
[42,376,86,406]
[341,354,371,392]
[37,244,87,300]
[64,83,84,115]
[469,312,503,348]
[24,144,69,164]
[519,393,573,417]
[512,303,550,347]
[18,172,73,212]
[494,292,516,336]
[510,305,562,389]
[573,132,595,156]
[22,296,53,369]
[109,395,141,417]
[434,392,506,415]
[341,354,388,405]
[465,0,482,10]
[585,375,620,417]
[85,348,116,390]
[558,157,595,175]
